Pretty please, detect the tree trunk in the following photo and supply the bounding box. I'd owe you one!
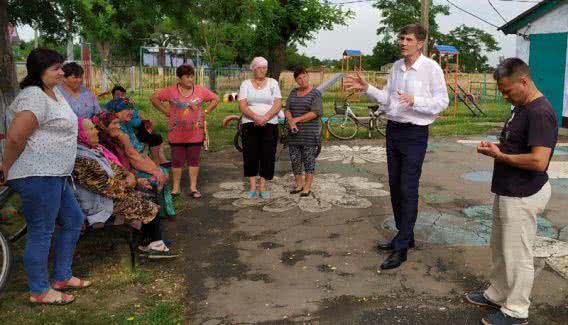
[97,42,111,91]
[0,0,19,134]
[65,5,74,61]
[268,42,286,81]
[209,69,217,92]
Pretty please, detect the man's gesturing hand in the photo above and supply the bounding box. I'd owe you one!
[344,72,369,92]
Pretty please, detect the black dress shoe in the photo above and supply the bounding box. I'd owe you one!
[380,249,407,270]
[376,241,415,251]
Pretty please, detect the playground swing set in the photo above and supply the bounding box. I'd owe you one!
[430,45,485,117]
[337,46,486,118]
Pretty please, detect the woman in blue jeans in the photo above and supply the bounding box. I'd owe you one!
[1,48,89,305]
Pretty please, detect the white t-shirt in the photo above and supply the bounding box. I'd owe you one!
[6,86,78,180]
[238,78,282,124]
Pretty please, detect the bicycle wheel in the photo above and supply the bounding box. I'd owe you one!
[234,129,243,152]
[9,224,27,243]
[0,230,12,293]
[327,114,358,140]
[374,115,388,137]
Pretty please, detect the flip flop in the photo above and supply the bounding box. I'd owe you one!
[190,191,202,199]
[290,188,303,194]
[259,191,271,201]
[243,191,257,199]
[300,191,312,197]
[30,291,75,305]
[51,277,92,290]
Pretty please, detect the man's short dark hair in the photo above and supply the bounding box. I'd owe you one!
[62,62,84,78]
[399,24,427,42]
[176,64,195,78]
[493,58,531,82]
[293,66,308,79]
[111,85,127,96]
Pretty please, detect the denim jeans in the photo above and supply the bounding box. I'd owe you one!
[386,121,429,251]
[8,176,84,294]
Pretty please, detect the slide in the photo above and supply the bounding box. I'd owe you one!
[317,73,344,93]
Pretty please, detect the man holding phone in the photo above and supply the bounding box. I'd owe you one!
[344,23,449,270]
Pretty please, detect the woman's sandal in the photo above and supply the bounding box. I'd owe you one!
[189,191,202,199]
[259,191,271,201]
[30,290,75,305]
[51,277,92,290]
[243,191,257,199]
[290,188,303,194]
[300,191,312,197]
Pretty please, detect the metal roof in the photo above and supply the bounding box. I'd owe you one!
[499,0,564,35]
[434,45,459,54]
[343,50,362,56]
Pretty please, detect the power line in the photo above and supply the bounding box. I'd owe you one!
[495,0,541,3]
[324,0,375,5]
[445,0,501,28]
[488,0,508,23]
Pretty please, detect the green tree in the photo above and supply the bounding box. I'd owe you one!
[1,0,19,127]
[253,0,352,80]
[369,0,449,70]
[164,0,257,69]
[373,0,449,46]
[438,25,501,72]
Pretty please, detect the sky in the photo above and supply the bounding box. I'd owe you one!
[15,0,538,66]
[297,0,538,66]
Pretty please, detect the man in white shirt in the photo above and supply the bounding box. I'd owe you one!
[345,24,449,270]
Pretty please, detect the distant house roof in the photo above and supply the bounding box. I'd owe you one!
[499,0,564,35]
[434,45,459,54]
[343,50,362,56]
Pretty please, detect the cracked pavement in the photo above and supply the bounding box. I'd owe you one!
[177,136,568,324]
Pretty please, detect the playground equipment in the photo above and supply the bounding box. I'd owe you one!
[431,45,485,117]
[341,50,363,101]
[81,43,93,90]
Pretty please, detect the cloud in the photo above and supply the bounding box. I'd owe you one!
[298,0,536,66]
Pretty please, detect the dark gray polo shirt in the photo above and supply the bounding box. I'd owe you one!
[491,96,558,197]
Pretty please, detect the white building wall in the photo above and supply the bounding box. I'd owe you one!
[515,2,568,125]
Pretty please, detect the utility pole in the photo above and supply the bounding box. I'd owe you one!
[421,0,430,55]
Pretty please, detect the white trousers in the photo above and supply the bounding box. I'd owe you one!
[484,181,551,319]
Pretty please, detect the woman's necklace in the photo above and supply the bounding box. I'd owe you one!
[177,84,194,98]
[252,78,267,90]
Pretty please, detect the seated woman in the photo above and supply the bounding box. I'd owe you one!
[105,87,167,164]
[93,111,175,218]
[73,118,175,258]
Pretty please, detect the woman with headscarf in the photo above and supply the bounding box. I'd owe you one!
[93,112,175,218]
[237,57,282,200]
[73,118,175,258]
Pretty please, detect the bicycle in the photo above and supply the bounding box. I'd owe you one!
[326,101,388,140]
[0,187,26,293]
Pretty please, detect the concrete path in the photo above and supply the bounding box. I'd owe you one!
[179,137,568,324]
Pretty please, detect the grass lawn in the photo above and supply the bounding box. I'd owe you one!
[125,90,510,151]
[0,91,509,324]
[0,193,188,325]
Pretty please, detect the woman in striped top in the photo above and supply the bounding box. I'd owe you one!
[284,67,324,197]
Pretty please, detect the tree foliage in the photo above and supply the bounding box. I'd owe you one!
[252,0,352,79]
[369,0,499,72]
[438,25,501,72]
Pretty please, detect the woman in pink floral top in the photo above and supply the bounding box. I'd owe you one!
[150,64,220,198]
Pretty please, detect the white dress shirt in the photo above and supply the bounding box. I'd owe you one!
[366,54,449,126]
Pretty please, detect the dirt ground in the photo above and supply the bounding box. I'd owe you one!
[177,135,568,325]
